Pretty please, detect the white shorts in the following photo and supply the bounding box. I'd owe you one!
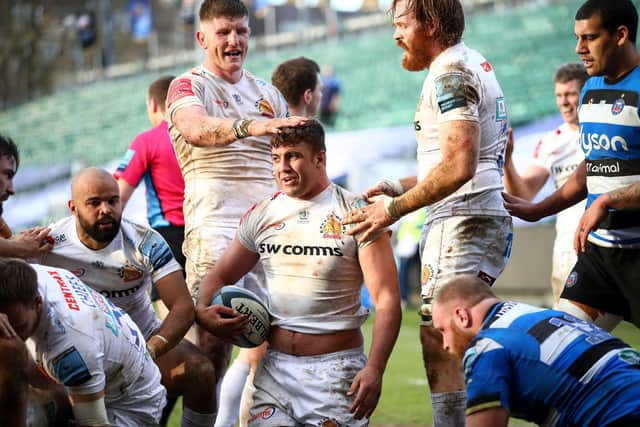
[420,215,512,311]
[249,347,369,427]
[550,243,577,308]
[184,226,267,303]
[107,360,166,427]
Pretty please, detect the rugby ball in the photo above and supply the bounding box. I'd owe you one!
[211,286,271,348]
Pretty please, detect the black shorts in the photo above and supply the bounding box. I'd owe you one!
[560,241,640,327]
[151,225,185,301]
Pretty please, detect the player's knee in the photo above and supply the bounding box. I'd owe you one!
[184,352,217,388]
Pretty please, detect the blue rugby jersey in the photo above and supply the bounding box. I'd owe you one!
[578,67,640,247]
[464,301,640,426]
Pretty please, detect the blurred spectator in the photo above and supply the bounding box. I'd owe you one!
[76,9,97,49]
[320,65,341,126]
[395,208,426,308]
[128,0,153,41]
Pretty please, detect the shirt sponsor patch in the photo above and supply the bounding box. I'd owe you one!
[52,347,91,387]
[435,73,467,114]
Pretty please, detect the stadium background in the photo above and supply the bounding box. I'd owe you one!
[1,0,639,425]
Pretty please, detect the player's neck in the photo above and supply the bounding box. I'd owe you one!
[605,48,640,82]
[204,61,243,84]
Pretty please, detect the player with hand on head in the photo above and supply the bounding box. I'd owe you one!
[40,167,217,427]
[502,63,588,307]
[504,0,640,332]
[196,120,401,426]
[431,275,640,427]
[0,258,166,427]
[166,2,307,422]
[344,0,513,424]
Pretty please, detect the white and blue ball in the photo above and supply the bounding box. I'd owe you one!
[211,286,271,348]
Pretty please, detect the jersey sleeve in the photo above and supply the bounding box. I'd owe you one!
[464,338,513,416]
[138,227,182,282]
[166,72,205,121]
[433,66,481,124]
[114,133,148,187]
[46,340,106,396]
[346,194,388,249]
[237,203,260,253]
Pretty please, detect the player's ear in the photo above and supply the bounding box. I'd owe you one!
[316,150,326,166]
[303,88,313,105]
[196,30,207,49]
[68,200,76,215]
[616,25,630,47]
[454,306,471,328]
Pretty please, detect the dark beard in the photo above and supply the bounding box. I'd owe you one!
[81,216,120,243]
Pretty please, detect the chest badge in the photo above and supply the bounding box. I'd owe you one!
[320,213,345,239]
[118,264,143,282]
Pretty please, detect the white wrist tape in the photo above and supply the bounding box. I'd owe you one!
[72,396,109,426]
[379,179,404,197]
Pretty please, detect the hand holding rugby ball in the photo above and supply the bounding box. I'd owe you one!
[211,286,270,348]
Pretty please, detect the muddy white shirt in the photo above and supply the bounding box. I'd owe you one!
[237,184,377,334]
[530,123,586,251]
[415,42,510,222]
[41,217,181,338]
[166,67,288,247]
[30,264,163,406]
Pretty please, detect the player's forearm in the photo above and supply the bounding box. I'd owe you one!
[535,161,587,217]
[399,176,418,193]
[366,298,401,371]
[503,160,535,201]
[183,115,239,147]
[153,301,194,357]
[601,181,640,210]
[387,161,472,219]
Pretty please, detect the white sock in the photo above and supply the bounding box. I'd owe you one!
[431,391,466,427]
[214,360,251,427]
[181,407,216,427]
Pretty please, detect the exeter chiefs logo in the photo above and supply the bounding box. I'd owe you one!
[118,264,143,282]
[255,97,275,118]
[320,213,345,239]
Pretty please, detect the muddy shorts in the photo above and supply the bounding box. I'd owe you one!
[419,215,512,324]
[249,347,368,427]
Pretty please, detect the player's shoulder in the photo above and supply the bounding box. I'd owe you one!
[244,70,283,98]
[240,191,284,224]
[332,184,368,211]
[47,217,76,248]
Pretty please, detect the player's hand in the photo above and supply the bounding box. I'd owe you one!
[0,312,17,339]
[362,179,404,200]
[11,227,53,259]
[502,192,543,222]
[248,116,309,137]
[195,304,248,341]
[504,127,514,164]
[343,199,394,243]
[347,364,383,420]
[574,195,608,254]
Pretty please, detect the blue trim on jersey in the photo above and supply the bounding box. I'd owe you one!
[52,347,92,387]
[139,230,174,270]
[142,172,170,228]
[588,232,640,245]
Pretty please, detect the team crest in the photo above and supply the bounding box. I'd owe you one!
[70,268,86,277]
[611,98,625,115]
[249,406,276,422]
[619,349,640,365]
[565,271,578,288]
[320,213,344,239]
[421,264,435,286]
[118,264,143,282]
[255,97,275,118]
[319,419,339,427]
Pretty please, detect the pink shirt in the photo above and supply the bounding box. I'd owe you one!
[115,121,185,227]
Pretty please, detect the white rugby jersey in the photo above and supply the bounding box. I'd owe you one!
[237,184,378,334]
[166,67,287,246]
[415,42,510,222]
[41,217,182,338]
[30,264,164,411]
[530,123,586,251]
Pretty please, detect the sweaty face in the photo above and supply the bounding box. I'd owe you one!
[272,143,325,200]
[432,302,473,362]
[73,179,122,244]
[198,16,250,81]
[0,155,16,214]
[575,15,621,78]
[555,79,582,128]
[393,0,431,71]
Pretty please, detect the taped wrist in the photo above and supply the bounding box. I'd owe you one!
[379,179,404,196]
[232,118,253,139]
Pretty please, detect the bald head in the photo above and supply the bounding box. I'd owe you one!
[69,167,121,248]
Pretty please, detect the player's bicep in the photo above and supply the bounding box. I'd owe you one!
[153,270,192,309]
[358,232,399,305]
[215,236,260,285]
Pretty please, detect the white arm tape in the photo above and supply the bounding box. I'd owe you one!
[378,179,404,197]
[72,396,110,426]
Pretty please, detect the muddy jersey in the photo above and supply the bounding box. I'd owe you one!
[237,184,377,334]
[166,67,288,241]
[41,217,182,338]
[531,123,586,251]
[578,68,640,248]
[30,264,164,412]
[415,42,510,222]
